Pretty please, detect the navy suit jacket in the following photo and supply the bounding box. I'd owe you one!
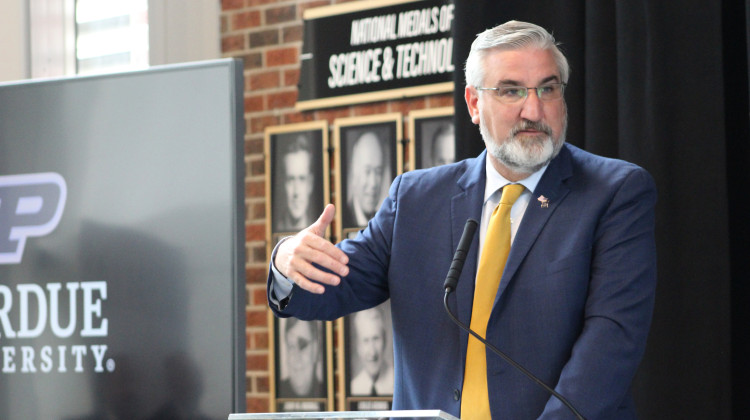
[269,144,657,419]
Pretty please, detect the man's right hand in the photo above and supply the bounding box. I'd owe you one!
[274,204,350,294]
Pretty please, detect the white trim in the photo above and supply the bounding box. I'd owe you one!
[148,0,220,66]
[0,0,30,81]
[29,0,76,78]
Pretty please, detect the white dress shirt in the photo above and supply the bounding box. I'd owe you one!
[479,158,548,269]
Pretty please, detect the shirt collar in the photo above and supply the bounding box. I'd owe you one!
[484,155,549,203]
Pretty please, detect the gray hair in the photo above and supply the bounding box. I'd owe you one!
[464,20,570,87]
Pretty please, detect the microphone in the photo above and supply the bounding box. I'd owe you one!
[443,218,478,293]
[442,219,586,420]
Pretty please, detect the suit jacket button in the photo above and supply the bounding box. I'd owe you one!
[453,389,460,401]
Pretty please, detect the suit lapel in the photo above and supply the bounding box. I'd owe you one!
[451,152,486,360]
[495,145,574,301]
[446,147,574,362]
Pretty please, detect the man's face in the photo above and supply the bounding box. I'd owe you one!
[285,321,317,395]
[283,150,313,221]
[355,313,386,378]
[465,48,567,177]
[351,133,384,214]
[432,131,455,166]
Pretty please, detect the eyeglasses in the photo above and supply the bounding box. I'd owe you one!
[475,83,567,104]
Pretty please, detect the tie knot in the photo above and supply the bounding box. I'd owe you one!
[499,184,525,206]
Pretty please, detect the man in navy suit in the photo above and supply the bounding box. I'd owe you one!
[268,20,656,419]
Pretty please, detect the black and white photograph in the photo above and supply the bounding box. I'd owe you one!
[334,114,401,237]
[408,107,455,171]
[339,302,394,411]
[265,121,329,257]
[266,122,328,233]
[275,318,326,399]
[271,317,333,412]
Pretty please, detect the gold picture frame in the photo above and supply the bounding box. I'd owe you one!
[407,107,455,171]
[333,113,403,240]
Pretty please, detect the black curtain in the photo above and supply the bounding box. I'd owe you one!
[452,1,749,418]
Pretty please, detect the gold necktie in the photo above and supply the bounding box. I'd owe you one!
[461,183,525,419]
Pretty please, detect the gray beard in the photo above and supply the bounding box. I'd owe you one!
[481,118,566,175]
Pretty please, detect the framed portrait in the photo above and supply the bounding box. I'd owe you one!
[269,315,334,412]
[264,121,330,259]
[337,301,394,411]
[407,107,455,171]
[333,113,402,239]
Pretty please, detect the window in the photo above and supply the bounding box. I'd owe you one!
[75,0,149,75]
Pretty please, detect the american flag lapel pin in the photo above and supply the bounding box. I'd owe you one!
[538,195,549,208]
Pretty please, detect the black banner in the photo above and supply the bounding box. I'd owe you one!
[298,0,455,110]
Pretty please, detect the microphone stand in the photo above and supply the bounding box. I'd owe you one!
[443,219,586,420]
[442,292,585,420]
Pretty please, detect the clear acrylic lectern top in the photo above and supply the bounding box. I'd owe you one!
[228,410,459,420]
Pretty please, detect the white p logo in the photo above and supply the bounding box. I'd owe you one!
[0,173,67,264]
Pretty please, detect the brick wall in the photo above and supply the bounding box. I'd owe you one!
[219,0,454,412]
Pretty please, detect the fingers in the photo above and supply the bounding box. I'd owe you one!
[309,203,336,237]
[280,234,349,294]
[275,204,350,294]
[291,232,349,278]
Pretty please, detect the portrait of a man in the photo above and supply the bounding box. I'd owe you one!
[414,115,455,169]
[348,305,394,397]
[270,130,325,233]
[276,318,326,399]
[428,122,455,167]
[339,124,396,229]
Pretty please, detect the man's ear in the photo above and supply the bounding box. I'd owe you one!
[464,86,481,125]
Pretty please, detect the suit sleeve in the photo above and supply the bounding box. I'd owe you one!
[265,176,401,322]
[539,167,657,419]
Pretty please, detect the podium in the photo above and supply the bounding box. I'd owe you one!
[228,410,459,419]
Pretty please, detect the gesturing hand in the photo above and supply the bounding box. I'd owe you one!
[274,204,350,294]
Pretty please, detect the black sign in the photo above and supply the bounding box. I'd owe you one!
[298,0,455,110]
